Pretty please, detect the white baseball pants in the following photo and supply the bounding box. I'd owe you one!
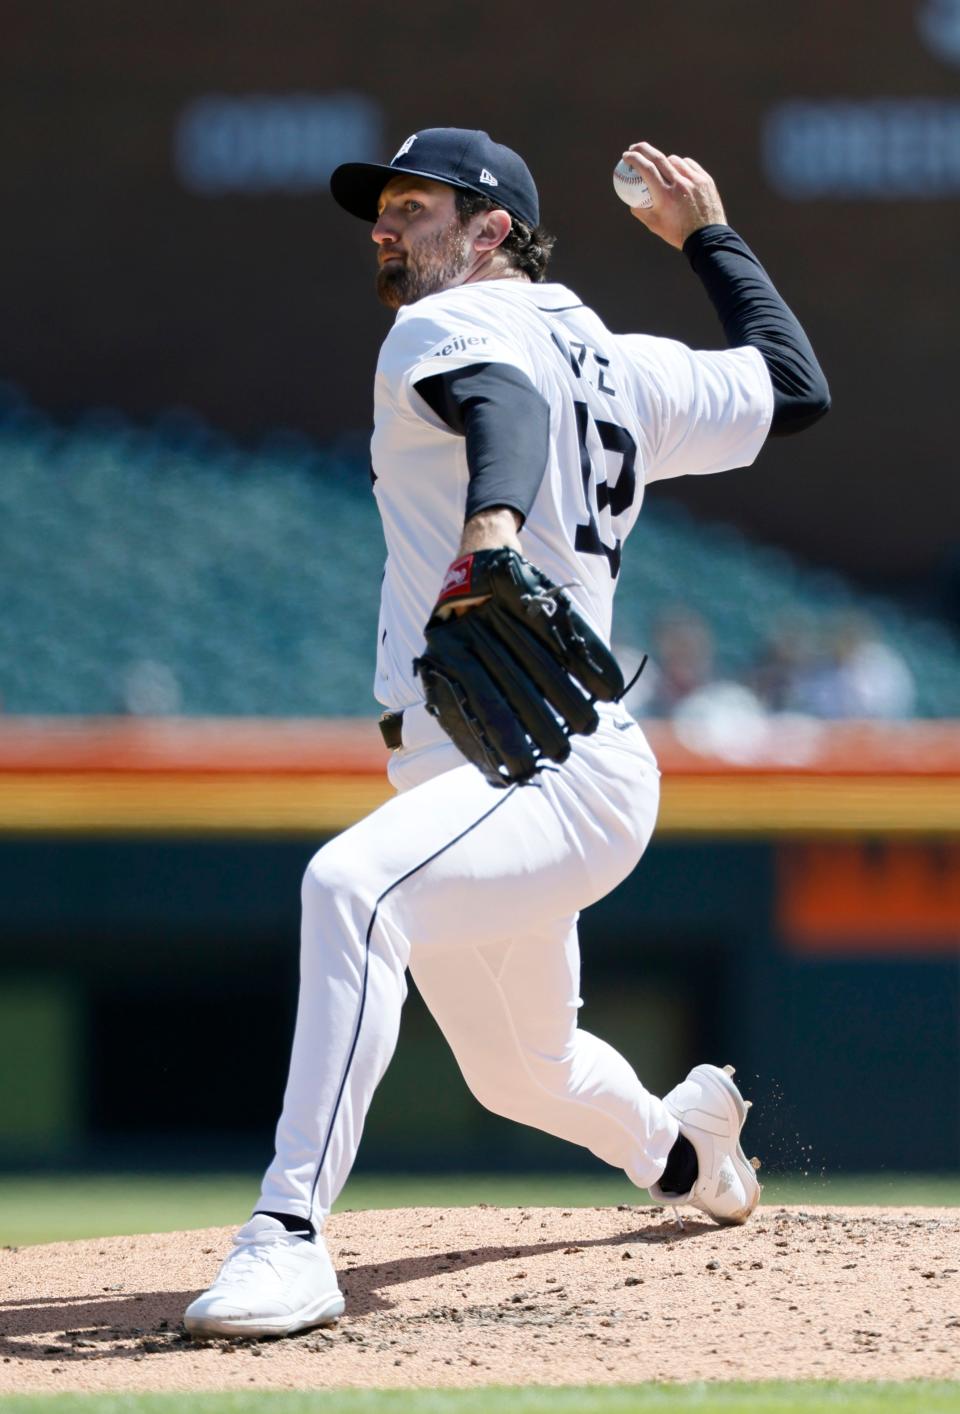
[258,702,678,1225]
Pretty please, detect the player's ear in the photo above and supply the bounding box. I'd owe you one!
[471,208,512,254]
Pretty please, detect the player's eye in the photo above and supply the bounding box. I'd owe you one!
[405,199,423,213]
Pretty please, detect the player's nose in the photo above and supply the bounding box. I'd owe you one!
[372,214,399,244]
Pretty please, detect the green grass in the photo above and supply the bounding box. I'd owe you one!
[0,1384,959,1413]
[1,1171,957,1248]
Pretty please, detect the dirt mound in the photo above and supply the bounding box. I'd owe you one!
[2,1205,958,1392]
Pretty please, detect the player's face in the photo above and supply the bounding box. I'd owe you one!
[372,177,470,309]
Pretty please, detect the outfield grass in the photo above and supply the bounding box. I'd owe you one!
[0,1171,957,1247]
[0,1383,959,1412]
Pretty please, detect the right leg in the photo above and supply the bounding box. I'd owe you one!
[410,916,678,1191]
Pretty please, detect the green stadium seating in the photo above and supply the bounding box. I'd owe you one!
[0,389,956,716]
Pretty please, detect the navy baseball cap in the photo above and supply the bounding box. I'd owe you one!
[330,127,540,228]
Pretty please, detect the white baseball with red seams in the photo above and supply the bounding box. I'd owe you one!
[613,158,654,209]
[253,277,773,1227]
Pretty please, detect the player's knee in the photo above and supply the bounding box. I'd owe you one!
[472,1080,530,1124]
[464,1064,556,1124]
[456,1063,524,1122]
[524,1048,577,1101]
[302,848,333,903]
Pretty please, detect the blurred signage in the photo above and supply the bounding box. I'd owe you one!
[763,99,960,198]
[174,92,383,194]
[778,841,960,953]
[918,0,960,64]
[4,0,960,577]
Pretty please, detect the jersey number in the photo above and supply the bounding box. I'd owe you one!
[573,401,637,578]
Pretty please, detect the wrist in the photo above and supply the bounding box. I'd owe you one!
[682,223,734,258]
[458,506,523,555]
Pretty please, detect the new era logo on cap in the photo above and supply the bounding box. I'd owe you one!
[479,168,499,187]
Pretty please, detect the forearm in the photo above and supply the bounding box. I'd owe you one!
[683,224,831,435]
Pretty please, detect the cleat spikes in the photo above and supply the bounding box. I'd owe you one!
[750,1156,762,1171]
[722,1064,736,1077]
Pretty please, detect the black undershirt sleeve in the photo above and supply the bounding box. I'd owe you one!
[683,224,831,436]
[413,362,550,523]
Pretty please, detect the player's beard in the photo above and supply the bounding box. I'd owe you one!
[376,220,470,309]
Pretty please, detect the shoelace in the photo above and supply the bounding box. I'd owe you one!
[227,1229,300,1281]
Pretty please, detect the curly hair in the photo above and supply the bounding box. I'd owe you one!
[454,188,556,283]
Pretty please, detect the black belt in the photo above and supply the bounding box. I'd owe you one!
[378,710,404,750]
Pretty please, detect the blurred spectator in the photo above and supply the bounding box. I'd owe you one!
[119,659,183,715]
[756,612,916,719]
[625,607,717,717]
[750,611,820,713]
[822,613,916,717]
[624,608,786,761]
[627,607,917,724]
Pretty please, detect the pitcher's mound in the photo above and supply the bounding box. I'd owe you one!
[2,1204,958,1393]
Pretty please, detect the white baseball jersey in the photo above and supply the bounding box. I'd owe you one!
[370,278,773,710]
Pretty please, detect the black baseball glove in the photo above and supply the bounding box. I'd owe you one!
[413,547,625,787]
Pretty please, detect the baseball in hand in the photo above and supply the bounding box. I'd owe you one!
[613,159,653,210]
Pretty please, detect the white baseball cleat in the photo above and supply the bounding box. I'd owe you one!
[649,1062,762,1226]
[184,1214,345,1338]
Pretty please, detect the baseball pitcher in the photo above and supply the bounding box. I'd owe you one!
[185,128,829,1338]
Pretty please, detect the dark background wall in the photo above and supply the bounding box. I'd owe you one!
[1,834,956,1176]
[2,1,959,586]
